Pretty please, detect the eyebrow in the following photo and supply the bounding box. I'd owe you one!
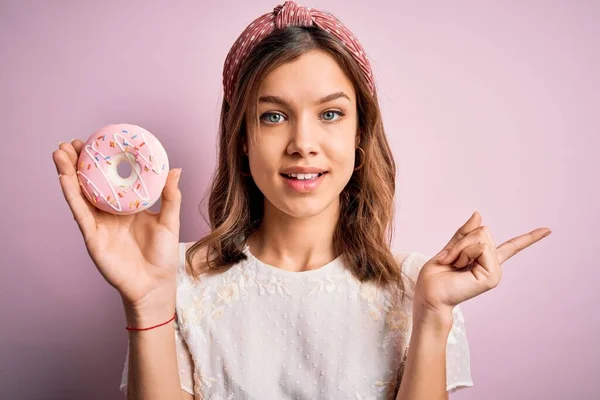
[258,91,351,106]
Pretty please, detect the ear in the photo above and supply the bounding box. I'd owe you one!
[242,136,248,154]
[355,131,361,147]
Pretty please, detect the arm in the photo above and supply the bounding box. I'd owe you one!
[124,305,189,400]
[124,241,206,399]
[395,309,454,400]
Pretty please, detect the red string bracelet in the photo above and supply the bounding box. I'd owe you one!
[125,312,177,331]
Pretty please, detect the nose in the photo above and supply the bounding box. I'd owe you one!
[286,114,319,157]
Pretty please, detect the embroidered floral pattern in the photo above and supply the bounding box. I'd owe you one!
[306,269,360,298]
[353,371,399,400]
[153,249,474,400]
[306,275,339,295]
[184,263,296,320]
[370,368,399,400]
[207,394,235,400]
[193,364,219,400]
[380,306,410,352]
[360,283,394,322]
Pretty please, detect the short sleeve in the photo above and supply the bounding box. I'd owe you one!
[119,243,195,396]
[397,251,474,393]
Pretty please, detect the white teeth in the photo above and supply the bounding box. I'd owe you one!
[285,173,321,180]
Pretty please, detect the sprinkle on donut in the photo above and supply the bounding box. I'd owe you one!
[76,124,169,215]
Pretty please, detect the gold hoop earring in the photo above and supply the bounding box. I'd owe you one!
[240,153,252,177]
[354,146,365,171]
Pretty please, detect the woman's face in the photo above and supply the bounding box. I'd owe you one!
[244,49,359,220]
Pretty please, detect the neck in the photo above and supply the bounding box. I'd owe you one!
[246,197,340,272]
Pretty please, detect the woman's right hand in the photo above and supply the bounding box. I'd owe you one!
[53,139,183,324]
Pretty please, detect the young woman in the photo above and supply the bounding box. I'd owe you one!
[52,2,551,399]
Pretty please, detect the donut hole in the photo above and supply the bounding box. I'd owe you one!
[117,159,133,179]
[106,153,140,188]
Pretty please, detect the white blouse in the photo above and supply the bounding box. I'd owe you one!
[120,242,473,399]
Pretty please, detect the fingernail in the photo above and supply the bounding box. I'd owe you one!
[58,141,64,147]
[70,138,76,143]
[437,250,448,261]
[543,230,552,238]
[58,174,62,179]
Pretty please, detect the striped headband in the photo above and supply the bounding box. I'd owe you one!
[222,0,375,104]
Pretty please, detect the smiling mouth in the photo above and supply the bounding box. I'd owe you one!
[280,172,328,180]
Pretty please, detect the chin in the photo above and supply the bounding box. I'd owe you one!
[284,207,325,219]
[278,195,339,219]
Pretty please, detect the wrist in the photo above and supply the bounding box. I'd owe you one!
[412,302,454,334]
[122,299,176,330]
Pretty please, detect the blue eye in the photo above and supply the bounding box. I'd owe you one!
[259,110,345,125]
[267,113,283,123]
[322,111,337,121]
[260,112,286,125]
[321,110,344,122]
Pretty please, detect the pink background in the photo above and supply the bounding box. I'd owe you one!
[1,1,597,399]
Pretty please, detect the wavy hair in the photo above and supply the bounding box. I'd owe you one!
[186,25,406,294]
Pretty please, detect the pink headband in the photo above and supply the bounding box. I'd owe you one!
[222,1,375,103]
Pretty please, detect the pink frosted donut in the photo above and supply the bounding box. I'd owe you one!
[76,123,169,215]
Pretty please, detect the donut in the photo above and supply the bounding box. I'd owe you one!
[76,123,169,215]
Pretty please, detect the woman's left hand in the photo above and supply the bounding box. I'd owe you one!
[413,211,552,322]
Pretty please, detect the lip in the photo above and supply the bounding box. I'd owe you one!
[280,166,328,174]
[281,171,327,193]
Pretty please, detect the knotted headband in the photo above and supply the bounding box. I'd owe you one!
[222,0,375,103]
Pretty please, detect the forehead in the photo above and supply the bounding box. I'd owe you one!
[257,49,356,102]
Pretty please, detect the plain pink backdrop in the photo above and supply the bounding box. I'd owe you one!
[1,1,597,399]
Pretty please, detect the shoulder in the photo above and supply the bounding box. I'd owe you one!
[182,241,207,266]
[183,241,195,252]
[392,250,431,283]
[393,251,410,266]
[177,242,211,284]
[181,241,220,269]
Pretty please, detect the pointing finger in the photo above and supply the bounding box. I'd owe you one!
[496,228,552,264]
